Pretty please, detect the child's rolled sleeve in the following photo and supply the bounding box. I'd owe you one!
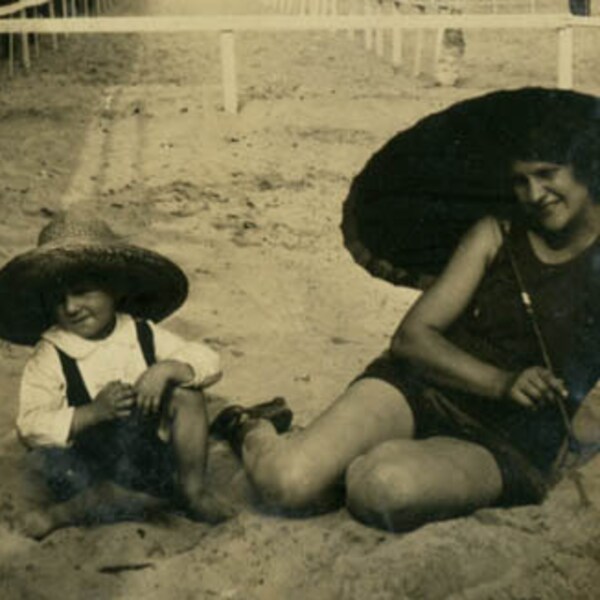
[150,323,222,388]
[17,343,74,448]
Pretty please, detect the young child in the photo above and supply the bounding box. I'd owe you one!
[0,211,237,539]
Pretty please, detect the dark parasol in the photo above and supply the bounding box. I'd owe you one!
[341,87,600,288]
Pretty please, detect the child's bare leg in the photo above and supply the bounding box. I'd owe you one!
[170,388,235,523]
[19,481,168,540]
[345,437,503,532]
[240,378,415,512]
[16,450,56,512]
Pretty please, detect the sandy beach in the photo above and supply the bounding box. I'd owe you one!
[1,1,600,598]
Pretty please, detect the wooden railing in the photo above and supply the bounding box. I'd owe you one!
[1,11,597,112]
[0,1,117,75]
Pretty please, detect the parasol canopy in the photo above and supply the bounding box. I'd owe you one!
[341,87,600,288]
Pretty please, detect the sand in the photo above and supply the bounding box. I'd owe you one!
[1,0,600,598]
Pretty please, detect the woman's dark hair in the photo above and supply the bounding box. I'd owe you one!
[510,112,600,203]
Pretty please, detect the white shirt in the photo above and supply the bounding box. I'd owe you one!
[17,313,221,448]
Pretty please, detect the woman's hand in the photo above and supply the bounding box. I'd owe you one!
[503,367,569,409]
[134,360,194,416]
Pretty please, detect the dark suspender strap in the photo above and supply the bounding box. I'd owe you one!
[135,319,156,366]
[56,320,155,407]
[56,348,93,407]
[56,321,156,406]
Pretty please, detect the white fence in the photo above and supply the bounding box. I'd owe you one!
[341,1,587,13]
[1,8,598,112]
[0,1,116,75]
[271,1,585,15]
[264,0,590,84]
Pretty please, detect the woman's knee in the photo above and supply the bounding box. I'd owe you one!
[248,452,327,512]
[346,440,424,518]
[345,438,503,531]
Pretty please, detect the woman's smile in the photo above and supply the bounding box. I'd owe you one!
[511,161,595,234]
[530,197,565,223]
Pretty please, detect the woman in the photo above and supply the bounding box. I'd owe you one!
[212,90,600,531]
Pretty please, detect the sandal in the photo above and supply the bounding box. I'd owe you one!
[209,397,293,454]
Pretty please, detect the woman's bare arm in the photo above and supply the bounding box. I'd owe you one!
[390,216,513,400]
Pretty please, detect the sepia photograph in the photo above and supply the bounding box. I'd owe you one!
[1,1,599,598]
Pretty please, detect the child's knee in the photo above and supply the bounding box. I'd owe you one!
[169,387,206,414]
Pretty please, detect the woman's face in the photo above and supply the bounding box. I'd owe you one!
[54,281,117,340]
[511,160,595,233]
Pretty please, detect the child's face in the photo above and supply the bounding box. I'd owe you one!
[54,282,118,340]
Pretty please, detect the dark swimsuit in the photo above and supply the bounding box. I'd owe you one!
[34,320,176,501]
[358,221,600,506]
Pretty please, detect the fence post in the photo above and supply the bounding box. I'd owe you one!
[391,4,402,66]
[346,0,354,39]
[220,30,238,114]
[433,26,444,72]
[32,7,41,58]
[20,10,31,70]
[374,1,384,57]
[49,1,59,50]
[8,27,14,77]
[412,28,424,78]
[557,26,574,89]
[330,0,338,31]
[364,0,373,51]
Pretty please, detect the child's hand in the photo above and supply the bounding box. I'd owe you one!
[134,360,194,416]
[94,381,136,421]
[504,366,569,409]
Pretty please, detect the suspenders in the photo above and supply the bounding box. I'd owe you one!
[56,320,156,408]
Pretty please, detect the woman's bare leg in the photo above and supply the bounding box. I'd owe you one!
[240,378,415,512]
[346,436,503,532]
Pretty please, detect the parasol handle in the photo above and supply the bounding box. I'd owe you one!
[499,222,585,485]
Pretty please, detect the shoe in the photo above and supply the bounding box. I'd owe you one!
[245,396,293,434]
[209,405,246,441]
[209,397,293,454]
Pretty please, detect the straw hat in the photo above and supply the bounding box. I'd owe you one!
[0,212,188,345]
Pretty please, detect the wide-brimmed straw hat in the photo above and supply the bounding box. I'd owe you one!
[341,87,600,288]
[0,212,188,345]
